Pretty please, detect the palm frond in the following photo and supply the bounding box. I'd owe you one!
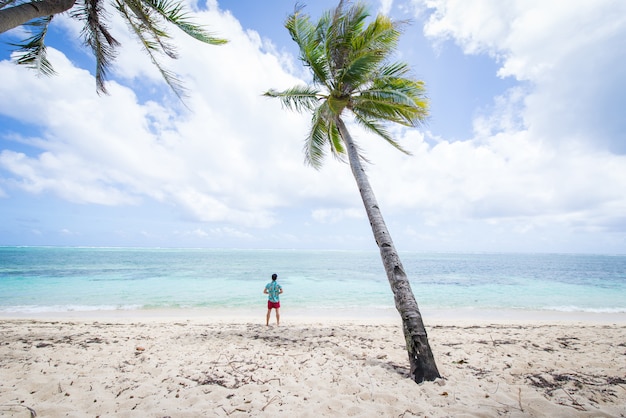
[286,4,330,87]
[304,101,346,170]
[10,15,56,76]
[305,105,329,169]
[328,0,368,64]
[352,71,428,127]
[352,111,410,155]
[305,101,343,169]
[115,0,187,99]
[71,0,119,94]
[328,116,346,158]
[325,1,366,85]
[141,0,227,45]
[353,87,427,127]
[377,61,410,79]
[339,14,400,89]
[0,0,18,10]
[263,85,322,113]
[123,0,177,58]
[267,0,428,169]
[337,51,379,91]
[356,13,401,54]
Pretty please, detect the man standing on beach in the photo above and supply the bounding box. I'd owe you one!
[264,273,283,326]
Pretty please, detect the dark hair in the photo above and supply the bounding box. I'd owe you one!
[271,273,277,280]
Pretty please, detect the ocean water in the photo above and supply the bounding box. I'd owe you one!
[1,247,625,317]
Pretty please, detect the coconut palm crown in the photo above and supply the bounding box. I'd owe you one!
[0,0,227,98]
[264,0,428,168]
[265,0,440,383]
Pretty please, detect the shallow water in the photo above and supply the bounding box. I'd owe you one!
[1,247,625,316]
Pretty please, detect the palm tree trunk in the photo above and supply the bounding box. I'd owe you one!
[336,117,441,383]
[0,0,75,34]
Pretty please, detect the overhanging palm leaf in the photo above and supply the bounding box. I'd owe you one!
[2,0,227,97]
[115,0,189,99]
[264,0,440,383]
[122,0,177,57]
[0,0,17,8]
[9,16,56,76]
[140,0,226,45]
[71,0,119,94]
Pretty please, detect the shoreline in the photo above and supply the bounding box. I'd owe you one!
[2,306,626,325]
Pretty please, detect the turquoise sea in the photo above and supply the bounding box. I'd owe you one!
[1,247,625,317]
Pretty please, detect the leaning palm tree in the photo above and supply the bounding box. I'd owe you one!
[0,0,227,99]
[264,0,440,383]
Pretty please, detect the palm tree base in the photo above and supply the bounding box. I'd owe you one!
[403,324,442,383]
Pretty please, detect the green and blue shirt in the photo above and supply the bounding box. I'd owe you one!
[265,281,282,303]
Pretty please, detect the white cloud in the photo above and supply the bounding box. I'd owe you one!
[208,227,254,240]
[378,0,394,15]
[312,208,365,224]
[388,0,626,250]
[415,0,626,153]
[0,5,356,231]
[1,0,625,252]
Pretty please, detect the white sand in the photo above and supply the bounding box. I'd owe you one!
[1,312,625,417]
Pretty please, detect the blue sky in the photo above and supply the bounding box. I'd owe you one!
[1,0,625,253]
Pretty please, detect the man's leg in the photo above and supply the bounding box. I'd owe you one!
[275,308,280,326]
[266,309,271,326]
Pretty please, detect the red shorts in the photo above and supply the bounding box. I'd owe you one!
[267,301,280,309]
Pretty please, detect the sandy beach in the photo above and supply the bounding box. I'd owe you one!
[1,313,625,417]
